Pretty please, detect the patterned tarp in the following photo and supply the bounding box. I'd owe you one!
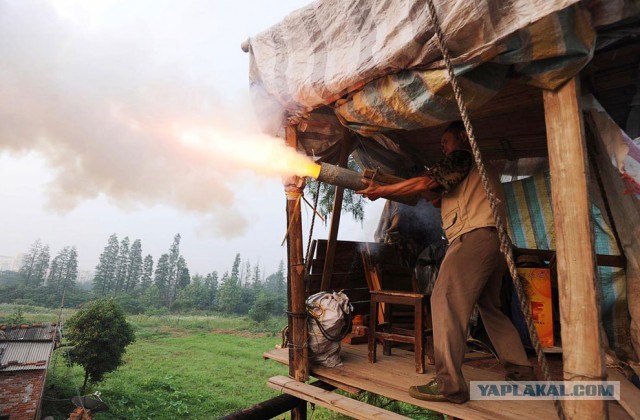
[504,171,635,358]
[247,0,639,139]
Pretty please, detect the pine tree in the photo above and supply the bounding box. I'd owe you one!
[126,239,143,291]
[114,237,130,293]
[47,246,78,295]
[20,239,45,286]
[140,255,154,290]
[167,234,181,306]
[217,271,241,314]
[33,244,50,287]
[93,234,120,294]
[230,253,241,283]
[204,271,219,309]
[154,254,171,307]
[177,256,190,291]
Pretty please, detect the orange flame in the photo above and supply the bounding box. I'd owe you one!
[176,127,321,179]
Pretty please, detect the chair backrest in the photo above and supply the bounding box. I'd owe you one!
[306,239,373,315]
[360,243,418,293]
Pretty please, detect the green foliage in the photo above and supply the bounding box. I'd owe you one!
[248,293,277,325]
[8,306,25,324]
[65,298,135,392]
[217,272,241,314]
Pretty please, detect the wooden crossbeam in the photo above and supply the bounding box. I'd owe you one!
[268,375,409,419]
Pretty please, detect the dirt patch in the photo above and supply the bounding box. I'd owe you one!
[157,326,191,337]
[209,328,275,339]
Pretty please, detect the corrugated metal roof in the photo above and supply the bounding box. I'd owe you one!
[0,323,57,341]
[0,323,57,371]
[0,341,54,371]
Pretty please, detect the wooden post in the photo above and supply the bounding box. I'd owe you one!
[320,130,351,291]
[284,124,308,419]
[543,77,607,419]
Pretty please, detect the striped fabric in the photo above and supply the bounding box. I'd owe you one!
[503,171,635,358]
[334,5,595,136]
[249,0,584,111]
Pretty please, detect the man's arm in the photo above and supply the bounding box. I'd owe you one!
[356,176,441,201]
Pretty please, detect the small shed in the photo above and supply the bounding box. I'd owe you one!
[0,323,58,420]
[243,0,640,418]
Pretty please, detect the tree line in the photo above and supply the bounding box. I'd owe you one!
[0,234,287,323]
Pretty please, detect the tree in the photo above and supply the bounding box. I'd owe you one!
[114,237,130,292]
[249,293,277,325]
[217,271,241,314]
[140,254,154,290]
[66,299,135,393]
[33,244,50,287]
[166,234,183,306]
[93,234,119,294]
[47,246,78,295]
[204,271,219,309]
[177,256,190,291]
[20,239,49,287]
[126,239,143,291]
[154,254,170,307]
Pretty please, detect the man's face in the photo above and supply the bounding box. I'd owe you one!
[440,130,467,155]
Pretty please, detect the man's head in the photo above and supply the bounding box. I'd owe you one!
[441,121,469,155]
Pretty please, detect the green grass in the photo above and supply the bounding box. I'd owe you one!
[1,304,440,419]
[43,315,290,419]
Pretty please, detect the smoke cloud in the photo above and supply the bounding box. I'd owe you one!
[0,1,302,238]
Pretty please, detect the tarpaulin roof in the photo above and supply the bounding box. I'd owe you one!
[246,0,639,170]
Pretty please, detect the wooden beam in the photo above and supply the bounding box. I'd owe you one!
[220,381,334,419]
[606,368,640,419]
[268,376,409,419]
[320,129,351,291]
[543,77,607,419]
[284,124,309,420]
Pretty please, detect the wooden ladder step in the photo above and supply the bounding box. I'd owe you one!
[267,376,409,419]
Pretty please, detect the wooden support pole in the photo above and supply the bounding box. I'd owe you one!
[543,78,607,419]
[284,124,308,420]
[320,129,351,291]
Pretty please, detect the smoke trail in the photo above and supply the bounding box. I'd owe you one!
[0,1,311,237]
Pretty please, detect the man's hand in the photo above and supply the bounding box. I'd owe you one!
[356,178,384,201]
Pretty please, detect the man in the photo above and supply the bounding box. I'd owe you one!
[357,121,534,403]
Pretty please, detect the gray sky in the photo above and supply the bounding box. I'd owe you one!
[0,0,383,278]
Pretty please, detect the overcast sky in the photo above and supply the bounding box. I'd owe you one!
[0,0,383,278]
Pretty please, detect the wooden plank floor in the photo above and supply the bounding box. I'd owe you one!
[264,344,631,419]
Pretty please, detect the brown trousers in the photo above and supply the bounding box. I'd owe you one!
[431,228,531,403]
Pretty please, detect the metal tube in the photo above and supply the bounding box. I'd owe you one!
[316,162,419,206]
[317,162,368,192]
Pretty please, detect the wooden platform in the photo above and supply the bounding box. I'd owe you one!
[264,344,632,419]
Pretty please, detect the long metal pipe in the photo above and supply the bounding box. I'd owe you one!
[316,162,419,206]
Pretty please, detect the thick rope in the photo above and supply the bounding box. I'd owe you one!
[424,2,565,419]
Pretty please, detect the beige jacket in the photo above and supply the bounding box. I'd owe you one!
[440,163,506,242]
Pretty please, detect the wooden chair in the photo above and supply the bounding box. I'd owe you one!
[361,244,433,373]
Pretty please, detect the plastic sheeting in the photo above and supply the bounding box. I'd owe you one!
[249,0,586,114]
[503,171,636,359]
[247,0,638,164]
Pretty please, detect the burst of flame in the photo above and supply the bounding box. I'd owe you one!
[176,127,321,179]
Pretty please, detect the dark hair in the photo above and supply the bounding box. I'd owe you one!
[445,120,465,135]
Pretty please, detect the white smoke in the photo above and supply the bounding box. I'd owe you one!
[0,0,294,237]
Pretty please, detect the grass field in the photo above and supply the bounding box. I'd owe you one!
[1,304,440,419]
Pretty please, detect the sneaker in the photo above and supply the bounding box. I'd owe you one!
[408,377,448,402]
